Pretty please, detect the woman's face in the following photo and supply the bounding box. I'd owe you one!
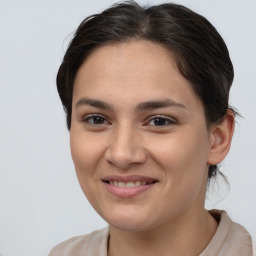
[70,40,213,231]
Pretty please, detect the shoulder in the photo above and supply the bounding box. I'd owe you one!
[49,227,109,256]
[225,214,253,255]
[201,210,253,256]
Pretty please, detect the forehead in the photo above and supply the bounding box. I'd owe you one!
[75,40,176,83]
[73,40,201,111]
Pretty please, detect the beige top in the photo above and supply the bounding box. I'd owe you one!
[49,210,253,256]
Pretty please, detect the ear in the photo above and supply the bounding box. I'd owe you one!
[207,109,235,165]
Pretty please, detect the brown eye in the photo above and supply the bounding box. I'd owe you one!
[91,116,105,124]
[83,115,109,125]
[147,116,176,127]
[153,118,168,126]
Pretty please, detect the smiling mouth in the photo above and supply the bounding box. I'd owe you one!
[103,180,158,187]
[101,175,158,197]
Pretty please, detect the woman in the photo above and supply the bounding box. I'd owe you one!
[49,1,253,255]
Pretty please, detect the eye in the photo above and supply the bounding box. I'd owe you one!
[147,116,176,127]
[82,114,109,125]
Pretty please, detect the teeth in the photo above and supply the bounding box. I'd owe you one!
[109,181,149,187]
[135,181,141,186]
[126,182,135,187]
[119,182,125,187]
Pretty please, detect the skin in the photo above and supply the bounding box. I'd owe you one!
[70,40,234,256]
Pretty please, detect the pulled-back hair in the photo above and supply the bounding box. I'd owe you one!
[57,1,234,180]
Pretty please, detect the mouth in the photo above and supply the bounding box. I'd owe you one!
[102,175,158,197]
[102,180,157,187]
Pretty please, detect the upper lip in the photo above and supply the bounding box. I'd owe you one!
[102,175,158,183]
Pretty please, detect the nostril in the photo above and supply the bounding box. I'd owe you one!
[104,144,147,169]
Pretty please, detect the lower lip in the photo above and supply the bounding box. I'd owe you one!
[103,182,156,198]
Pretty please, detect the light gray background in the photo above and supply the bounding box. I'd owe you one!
[0,0,255,255]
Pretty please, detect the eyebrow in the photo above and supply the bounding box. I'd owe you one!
[75,98,114,110]
[136,99,186,111]
[75,98,186,111]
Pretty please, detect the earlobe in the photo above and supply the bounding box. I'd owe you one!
[207,109,235,165]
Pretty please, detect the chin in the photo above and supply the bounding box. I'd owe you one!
[109,218,151,232]
[101,209,160,232]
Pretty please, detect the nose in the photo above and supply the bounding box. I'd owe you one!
[104,125,147,169]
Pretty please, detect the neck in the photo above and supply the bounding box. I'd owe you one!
[108,208,218,256]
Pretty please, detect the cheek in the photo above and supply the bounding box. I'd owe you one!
[150,130,210,189]
[154,133,209,212]
[70,129,105,178]
[154,132,208,165]
[69,130,106,205]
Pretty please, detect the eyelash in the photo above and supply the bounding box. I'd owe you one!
[82,114,176,128]
[82,114,110,125]
[146,115,176,127]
